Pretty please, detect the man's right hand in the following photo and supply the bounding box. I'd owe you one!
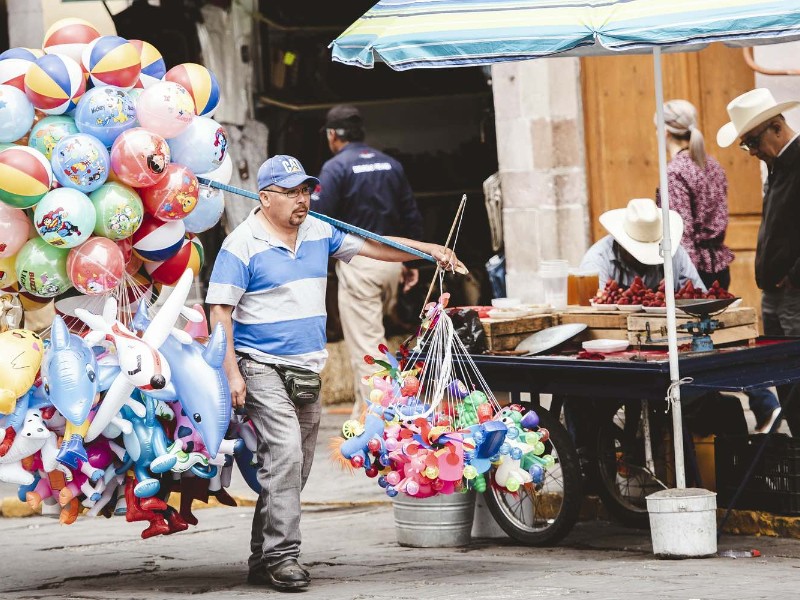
[229,372,247,408]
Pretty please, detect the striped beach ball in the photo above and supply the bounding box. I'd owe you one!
[0,146,53,208]
[43,18,101,64]
[164,63,220,117]
[144,233,203,285]
[0,48,44,91]
[82,36,141,91]
[129,40,166,89]
[24,53,86,115]
[132,213,185,262]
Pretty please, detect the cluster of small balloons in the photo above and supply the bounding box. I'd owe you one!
[0,17,231,316]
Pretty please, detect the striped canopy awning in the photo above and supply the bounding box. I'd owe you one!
[331,0,800,70]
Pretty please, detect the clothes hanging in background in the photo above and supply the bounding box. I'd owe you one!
[111,0,203,68]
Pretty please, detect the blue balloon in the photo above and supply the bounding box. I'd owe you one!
[51,133,110,192]
[182,185,224,233]
[0,84,34,143]
[167,116,228,174]
[73,86,138,147]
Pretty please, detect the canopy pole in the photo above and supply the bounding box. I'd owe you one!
[653,47,686,489]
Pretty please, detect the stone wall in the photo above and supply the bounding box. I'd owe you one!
[491,58,591,303]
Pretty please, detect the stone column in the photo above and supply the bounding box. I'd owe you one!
[7,0,44,48]
[491,57,590,302]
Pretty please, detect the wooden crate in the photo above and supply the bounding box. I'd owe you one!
[557,308,629,341]
[480,314,555,351]
[626,307,758,347]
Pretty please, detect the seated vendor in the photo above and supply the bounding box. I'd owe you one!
[579,197,780,434]
[579,197,705,292]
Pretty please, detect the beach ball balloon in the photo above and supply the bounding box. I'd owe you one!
[0,255,17,288]
[0,84,35,143]
[184,185,224,233]
[74,86,138,147]
[168,116,227,174]
[164,62,220,117]
[196,152,232,185]
[34,187,96,248]
[51,133,110,193]
[15,237,71,297]
[131,214,184,262]
[129,40,166,89]
[0,204,31,258]
[89,181,144,240]
[144,233,203,285]
[0,146,53,208]
[43,18,101,64]
[28,115,79,159]
[110,127,170,188]
[135,80,194,138]
[81,36,141,90]
[67,236,125,294]
[24,53,85,115]
[140,163,198,221]
[0,48,44,91]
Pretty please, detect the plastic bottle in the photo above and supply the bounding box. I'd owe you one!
[718,549,761,558]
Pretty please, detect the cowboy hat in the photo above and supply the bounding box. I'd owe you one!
[599,198,683,266]
[717,88,800,148]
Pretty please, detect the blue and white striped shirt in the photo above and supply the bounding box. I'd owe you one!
[206,207,364,373]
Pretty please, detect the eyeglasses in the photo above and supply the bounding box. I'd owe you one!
[265,185,312,199]
[739,125,771,152]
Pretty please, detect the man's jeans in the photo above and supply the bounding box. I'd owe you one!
[762,288,800,435]
[239,358,321,570]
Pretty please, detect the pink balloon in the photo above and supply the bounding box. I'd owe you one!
[109,127,170,188]
[66,236,125,295]
[135,81,194,138]
[0,203,32,257]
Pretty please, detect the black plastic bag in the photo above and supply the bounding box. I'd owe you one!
[446,308,487,354]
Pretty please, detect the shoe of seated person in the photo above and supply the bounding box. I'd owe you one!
[756,407,782,434]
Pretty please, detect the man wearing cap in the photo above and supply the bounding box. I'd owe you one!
[314,105,424,419]
[207,154,461,591]
[718,88,800,435]
[579,197,705,291]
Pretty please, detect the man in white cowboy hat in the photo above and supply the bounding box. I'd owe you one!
[718,88,800,436]
[579,197,704,291]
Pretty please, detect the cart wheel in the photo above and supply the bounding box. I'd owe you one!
[591,401,672,528]
[483,407,583,546]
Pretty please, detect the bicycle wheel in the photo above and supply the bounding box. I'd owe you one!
[591,400,671,528]
[483,407,583,546]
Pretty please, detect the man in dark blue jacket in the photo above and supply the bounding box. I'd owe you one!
[314,105,424,418]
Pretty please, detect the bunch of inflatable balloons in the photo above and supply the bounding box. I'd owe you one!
[333,296,555,499]
[0,269,265,539]
[0,17,231,318]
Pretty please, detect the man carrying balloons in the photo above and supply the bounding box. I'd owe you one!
[207,154,463,592]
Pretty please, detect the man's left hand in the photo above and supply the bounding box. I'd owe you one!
[401,267,419,292]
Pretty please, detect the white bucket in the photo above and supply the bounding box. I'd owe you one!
[393,492,475,547]
[646,488,717,558]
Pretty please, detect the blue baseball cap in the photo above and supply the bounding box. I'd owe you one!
[257,155,319,191]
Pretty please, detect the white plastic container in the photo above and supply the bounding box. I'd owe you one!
[539,259,569,309]
[646,488,717,558]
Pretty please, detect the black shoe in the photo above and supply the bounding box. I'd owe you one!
[265,559,310,591]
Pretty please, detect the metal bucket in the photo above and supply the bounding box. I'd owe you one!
[646,488,717,558]
[393,492,475,547]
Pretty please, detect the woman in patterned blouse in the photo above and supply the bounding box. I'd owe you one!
[657,99,735,290]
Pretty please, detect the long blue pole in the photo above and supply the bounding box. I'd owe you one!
[197,177,437,264]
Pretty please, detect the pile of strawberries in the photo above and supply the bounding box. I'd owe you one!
[594,277,734,307]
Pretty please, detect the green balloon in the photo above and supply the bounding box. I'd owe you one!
[28,115,79,160]
[89,181,144,240]
[15,237,71,298]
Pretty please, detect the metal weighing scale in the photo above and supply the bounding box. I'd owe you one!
[642,297,740,353]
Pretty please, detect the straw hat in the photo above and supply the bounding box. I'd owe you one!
[599,198,683,266]
[717,88,800,148]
